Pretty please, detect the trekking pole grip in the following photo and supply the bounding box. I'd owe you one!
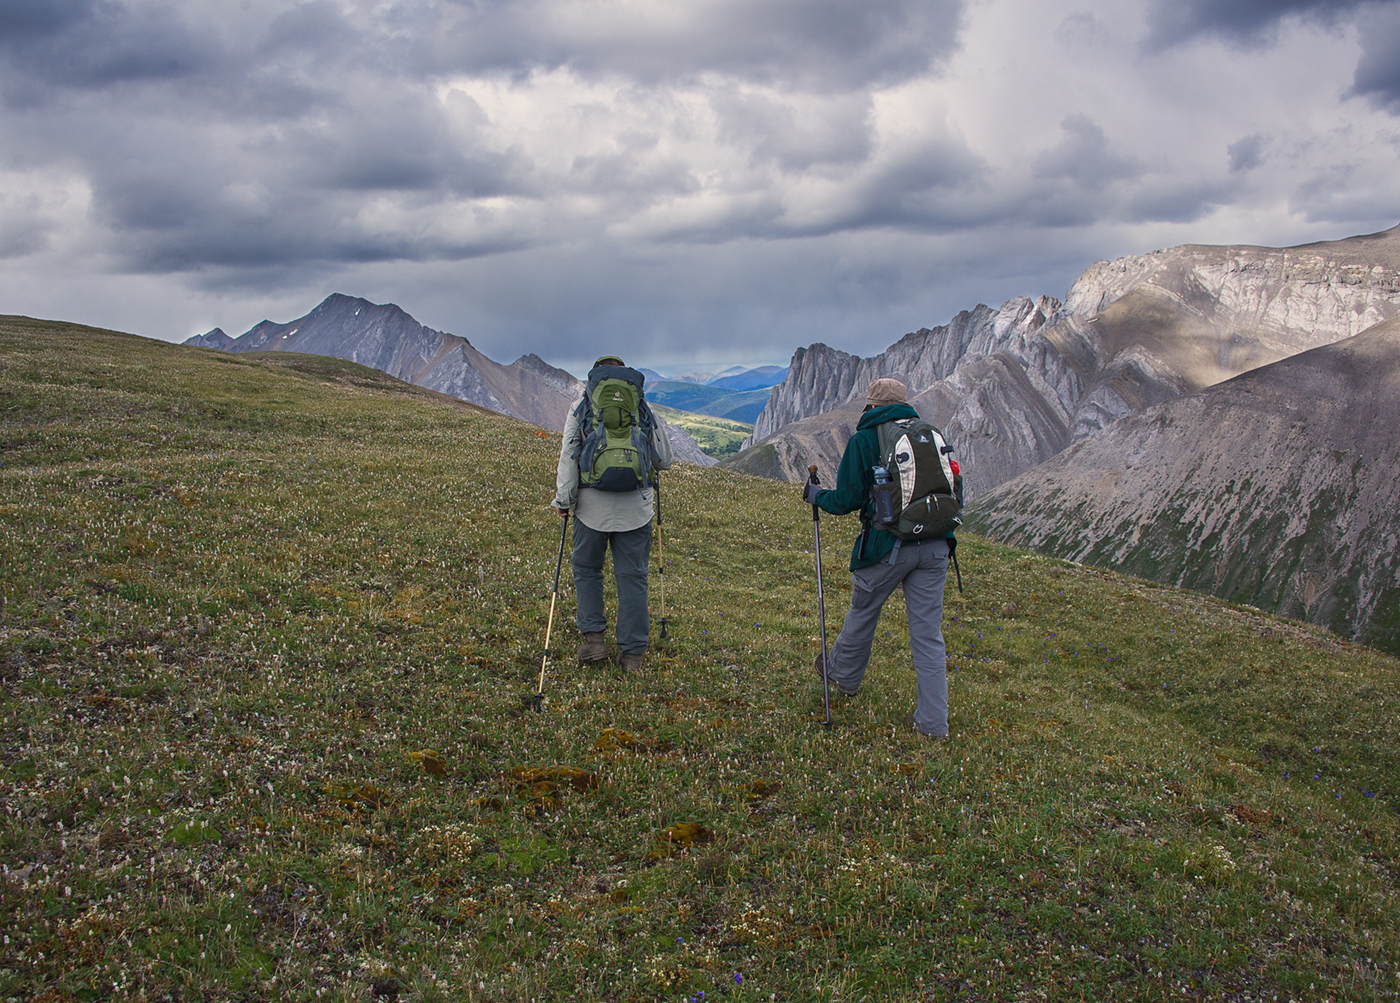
[808,465,820,520]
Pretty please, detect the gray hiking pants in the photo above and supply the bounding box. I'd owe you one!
[827,538,950,737]
[572,519,653,655]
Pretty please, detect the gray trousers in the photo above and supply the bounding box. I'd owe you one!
[827,538,950,737]
[572,519,653,655]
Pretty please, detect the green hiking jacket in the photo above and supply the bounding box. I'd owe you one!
[810,402,956,571]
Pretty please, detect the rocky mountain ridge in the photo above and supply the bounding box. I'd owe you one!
[184,293,717,465]
[964,315,1400,654]
[192,294,584,430]
[737,224,1400,494]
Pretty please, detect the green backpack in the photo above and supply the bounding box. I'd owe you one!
[870,416,963,540]
[576,365,658,492]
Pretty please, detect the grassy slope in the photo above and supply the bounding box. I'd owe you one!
[1,316,1398,1002]
[650,404,753,459]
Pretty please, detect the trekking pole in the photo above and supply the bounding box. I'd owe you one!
[527,512,569,713]
[656,477,668,640]
[808,465,831,730]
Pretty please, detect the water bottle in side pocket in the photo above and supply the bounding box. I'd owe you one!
[871,465,898,526]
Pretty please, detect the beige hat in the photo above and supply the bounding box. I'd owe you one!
[866,377,908,406]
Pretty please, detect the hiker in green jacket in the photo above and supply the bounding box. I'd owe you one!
[803,378,955,739]
[553,355,674,674]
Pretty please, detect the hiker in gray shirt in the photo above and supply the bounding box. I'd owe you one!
[553,355,674,673]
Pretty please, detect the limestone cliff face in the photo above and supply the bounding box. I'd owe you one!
[734,296,1070,491]
[964,316,1400,655]
[737,224,1400,493]
[1063,230,1400,347]
[198,294,584,430]
[748,298,1057,443]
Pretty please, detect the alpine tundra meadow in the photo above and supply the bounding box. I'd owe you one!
[1,317,1398,1002]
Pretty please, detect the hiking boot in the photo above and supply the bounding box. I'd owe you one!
[618,651,645,674]
[904,715,948,740]
[576,632,609,664]
[813,651,858,697]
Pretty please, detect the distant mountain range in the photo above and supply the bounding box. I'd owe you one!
[186,293,582,429]
[649,364,789,390]
[727,223,1400,650]
[644,381,772,424]
[707,366,789,391]
[182,294,716,465]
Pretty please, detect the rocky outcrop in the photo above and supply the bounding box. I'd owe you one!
[732,297,1076,491]
[657,419,718,468]
[748,298,1057,442]
[964,316,1400,655]
[737,224,1400,493]
[188,294,583,429]
[737,339,1077,499]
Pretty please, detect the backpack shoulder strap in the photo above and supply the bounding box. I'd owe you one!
[875,417,912,462]
[573,391,595,436]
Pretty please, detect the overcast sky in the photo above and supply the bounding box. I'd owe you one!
[2,0,1399,374]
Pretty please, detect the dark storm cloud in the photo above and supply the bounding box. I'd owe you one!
[0,0,94,36]
[1351,4,1400,111]
[0,0,224,97]
[0,0,538,281]
[1124,181,1233,225]
[408,0,968,91]
[0,0,971,285]
[1228,133,1266,172]
[1032,115,1142,188]
[710,89,873,171]
[1141,0,1371,51]
[829,139,987,233]
[0,190,51,258]
[289,87,523,196]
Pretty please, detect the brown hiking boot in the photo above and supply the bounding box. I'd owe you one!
[576,632,608,664]
[618,652,645,674]
[904,715,948,740]
[814,651,858,697]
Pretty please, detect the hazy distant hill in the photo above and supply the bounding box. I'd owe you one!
[738,224,1400,492]
[965,315,1400,654]
[187,294,582,429]
[646,381,771,424]
[708,365,788,391]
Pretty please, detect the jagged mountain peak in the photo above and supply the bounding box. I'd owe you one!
[196,294,580,430]
[183,327,232,350]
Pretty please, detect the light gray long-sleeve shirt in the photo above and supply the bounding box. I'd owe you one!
[553,395,674,532]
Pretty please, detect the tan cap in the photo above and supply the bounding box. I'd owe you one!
[866,377,908,406]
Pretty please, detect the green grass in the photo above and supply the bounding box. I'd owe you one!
[2,315,1398,1002]
[651,404,753,459]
